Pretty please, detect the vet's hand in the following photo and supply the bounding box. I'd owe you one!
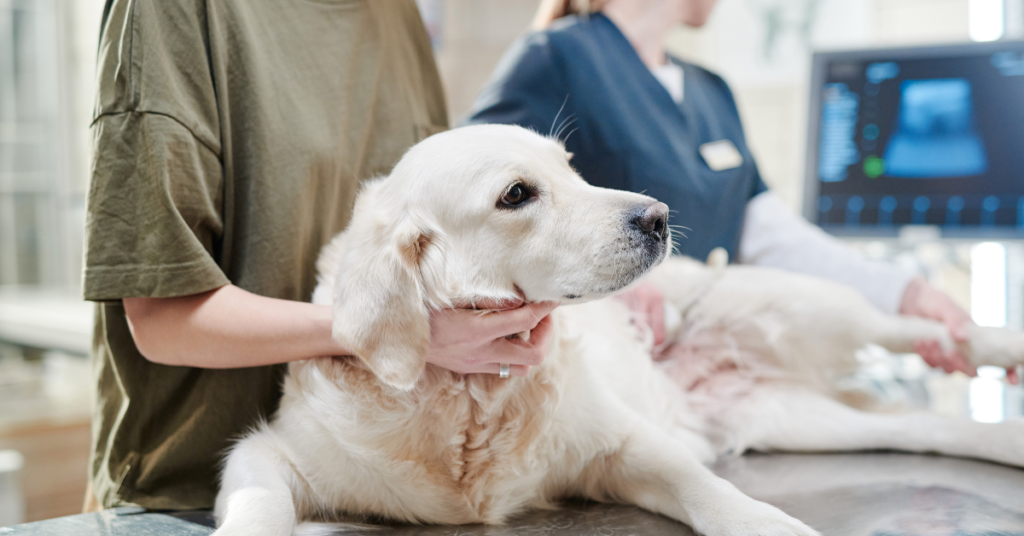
[616,281,667,349]
[899,277,1020,384]
[425,300,558,377]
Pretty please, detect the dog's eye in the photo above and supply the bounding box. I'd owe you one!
[499,183,532,208]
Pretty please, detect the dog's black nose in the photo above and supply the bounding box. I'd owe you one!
[632,202,669,241]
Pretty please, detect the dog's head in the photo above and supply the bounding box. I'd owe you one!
[319,124,670,389]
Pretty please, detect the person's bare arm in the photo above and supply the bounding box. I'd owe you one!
[124,284,557,375]
[124,285,340,368]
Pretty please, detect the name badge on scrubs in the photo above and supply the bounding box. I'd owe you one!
[699,140,743,172]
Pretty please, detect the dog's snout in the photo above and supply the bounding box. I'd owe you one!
[632,202,669,241]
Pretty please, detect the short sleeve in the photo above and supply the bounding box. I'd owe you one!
[84,0,227,301]
[83,112,228,301]
[462,34,570,133]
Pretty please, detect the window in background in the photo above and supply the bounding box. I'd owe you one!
[969,0,1006,42]
[0,0,86,290]
[0,0,98,522]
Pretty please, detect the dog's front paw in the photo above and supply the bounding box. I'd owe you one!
[692,496,820,536]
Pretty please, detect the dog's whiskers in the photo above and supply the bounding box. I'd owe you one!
[549,95,571,137]
[561,126,580,144]
[555,117,578,142]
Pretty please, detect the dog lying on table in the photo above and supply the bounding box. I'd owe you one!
[213,124,1024,536]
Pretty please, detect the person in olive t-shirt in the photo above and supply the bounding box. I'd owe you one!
[84,0,557,511]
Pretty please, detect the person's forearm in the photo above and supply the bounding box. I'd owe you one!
[124,284,346,368]
[738,192,914,314]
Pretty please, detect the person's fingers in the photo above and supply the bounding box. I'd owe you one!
[476,301,559,339]
[946,351,976,376]
[948,320,970,342]
[1008,367,1020,385]
[460,296,524,311]
[475,328,551,368]
[480,362,531,377]
[916,340,941,369]
[528,313,555,348]
[494,314,555,368]
[920,340,957,374]
[917,338,979,376]
[633,308,651,336]
[648,297,666,347]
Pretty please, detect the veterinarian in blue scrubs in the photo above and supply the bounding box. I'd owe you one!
[469,11,759,263]
[467,0,999,380]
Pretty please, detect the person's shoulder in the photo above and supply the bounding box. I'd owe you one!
[105,0,206,25]
[100,0,209,52]
[671,57,734,94]
[514,15,605,60]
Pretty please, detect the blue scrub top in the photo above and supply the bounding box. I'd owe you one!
[464,13,768,262]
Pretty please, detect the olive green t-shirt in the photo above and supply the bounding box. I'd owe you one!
[83,0,447,510]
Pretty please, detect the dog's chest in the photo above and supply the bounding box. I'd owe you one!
[431,374,561,505]
[286,358,566,523]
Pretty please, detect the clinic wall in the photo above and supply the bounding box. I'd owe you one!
[434,0,540,124]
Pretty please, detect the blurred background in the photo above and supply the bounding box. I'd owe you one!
[0,0,1022,527]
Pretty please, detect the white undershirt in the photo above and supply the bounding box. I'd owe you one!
[650,62,685,103]
[648,64,913,313]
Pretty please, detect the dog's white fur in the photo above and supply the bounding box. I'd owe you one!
[213,125,1024,536]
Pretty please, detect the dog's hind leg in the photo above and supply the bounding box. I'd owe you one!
[214,431,300,536]
[573,421,821,536]
[713,387,1024,468]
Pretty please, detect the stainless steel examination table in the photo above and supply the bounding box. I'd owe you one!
[5,452,1024,536]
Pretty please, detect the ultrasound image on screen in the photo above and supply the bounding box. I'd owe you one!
[812,44,1024,236]
[885,79,987,178]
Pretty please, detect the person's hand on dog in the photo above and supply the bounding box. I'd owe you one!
[900,277,1020,384]
[425,300,558,377]
[615,281,667,350]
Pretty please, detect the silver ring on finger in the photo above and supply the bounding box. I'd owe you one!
[499,363,511,379]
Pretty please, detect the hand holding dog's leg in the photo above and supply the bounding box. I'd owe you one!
[214,434,298,536]
[898,277,1009,379]
[577,423,819,536]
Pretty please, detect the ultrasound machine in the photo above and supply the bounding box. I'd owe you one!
[804,40,1024,238]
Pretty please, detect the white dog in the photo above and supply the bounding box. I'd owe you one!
[213,125,1024,536]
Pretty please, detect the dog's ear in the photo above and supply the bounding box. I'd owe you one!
[330,215,434,391]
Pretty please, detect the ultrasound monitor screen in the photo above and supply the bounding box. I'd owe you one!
[806,42,1024,237]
